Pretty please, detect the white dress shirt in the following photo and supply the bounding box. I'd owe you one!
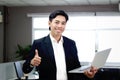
[50,34,67,80]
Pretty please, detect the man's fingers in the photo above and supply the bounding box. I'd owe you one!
[35,49,39,57]
[35,49,42,60]
[90,66,98,72]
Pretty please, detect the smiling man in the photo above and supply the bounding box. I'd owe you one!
[22,10,97,80]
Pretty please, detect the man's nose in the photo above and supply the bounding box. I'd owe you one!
[57,23,63,27]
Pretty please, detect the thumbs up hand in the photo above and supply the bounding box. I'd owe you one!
[30,49,41,66]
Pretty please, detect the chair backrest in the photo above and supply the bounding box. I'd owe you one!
[14,61,24,79]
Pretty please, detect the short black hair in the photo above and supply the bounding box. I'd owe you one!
[49,10,69,22]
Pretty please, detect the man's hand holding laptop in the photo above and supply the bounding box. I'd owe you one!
[83,48,111,78]
[84,66,98,78]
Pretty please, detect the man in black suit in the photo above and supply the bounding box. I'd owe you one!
[22,10,97,80]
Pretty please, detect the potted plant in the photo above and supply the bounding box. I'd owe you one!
[16,44,31,60]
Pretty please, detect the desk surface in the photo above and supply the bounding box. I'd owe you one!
[9,73,39,80]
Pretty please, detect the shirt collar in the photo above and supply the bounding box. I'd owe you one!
[50,33,63,43]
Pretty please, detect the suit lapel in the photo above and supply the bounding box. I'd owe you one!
[44,35,56,68]
[63,37,70,71]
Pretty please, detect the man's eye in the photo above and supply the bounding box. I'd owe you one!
[55,22,59,24]
[63,23,66,25]
[62,22,66,25]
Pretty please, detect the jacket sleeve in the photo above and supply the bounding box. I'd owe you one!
[22,60,34,73]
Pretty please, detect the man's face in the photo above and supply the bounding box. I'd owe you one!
[49,15,67,37]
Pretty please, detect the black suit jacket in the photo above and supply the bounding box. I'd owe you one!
[23,35,82,80]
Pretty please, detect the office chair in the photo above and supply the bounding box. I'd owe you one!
[14,61,28,80]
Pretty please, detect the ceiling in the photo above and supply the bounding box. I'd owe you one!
[0,0,120,7]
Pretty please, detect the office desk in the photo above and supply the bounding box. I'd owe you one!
[9,72,39,80]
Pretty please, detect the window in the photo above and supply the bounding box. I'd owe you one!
[32,13,120,63]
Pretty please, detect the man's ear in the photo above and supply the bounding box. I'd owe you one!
[49,27,51,30]
[48,21,51,30]
[48,21,51,25]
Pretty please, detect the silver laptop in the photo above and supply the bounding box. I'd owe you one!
[69,48,112,73]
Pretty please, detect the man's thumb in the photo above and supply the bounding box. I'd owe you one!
[35,49,39,57]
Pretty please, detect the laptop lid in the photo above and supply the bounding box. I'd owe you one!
[91,48,111,68]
